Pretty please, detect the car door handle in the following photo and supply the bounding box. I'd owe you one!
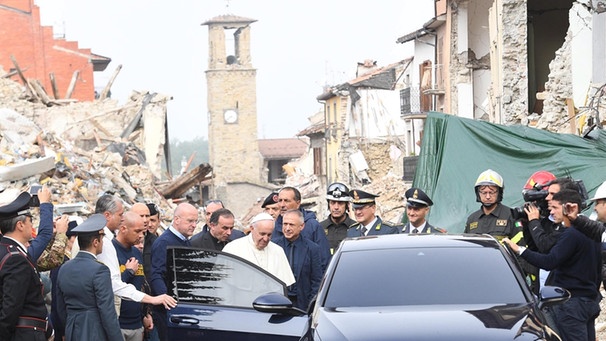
[170,316,200,325]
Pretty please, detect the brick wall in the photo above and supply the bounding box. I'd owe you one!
[0,0,96,101]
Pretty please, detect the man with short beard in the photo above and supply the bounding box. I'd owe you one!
[319,183,355,255]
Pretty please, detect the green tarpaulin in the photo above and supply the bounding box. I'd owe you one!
[413,112,606,233]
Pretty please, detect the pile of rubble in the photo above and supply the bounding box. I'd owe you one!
[0,77,206,227]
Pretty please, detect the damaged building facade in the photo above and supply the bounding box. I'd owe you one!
[398,0,606,136]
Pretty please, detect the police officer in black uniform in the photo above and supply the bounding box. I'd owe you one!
[320,182,356,254]
[0,191,50,340]
[402,187,446,234]
[347,189,400,237]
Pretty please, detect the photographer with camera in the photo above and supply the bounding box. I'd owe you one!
[504,189,602,341]
[514,173,587,292]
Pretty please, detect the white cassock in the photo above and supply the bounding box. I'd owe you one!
[223,234,295,286]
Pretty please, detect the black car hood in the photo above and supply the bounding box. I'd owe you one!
[310,303,558,341]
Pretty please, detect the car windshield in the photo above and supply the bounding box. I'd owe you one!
[323,246,526,308]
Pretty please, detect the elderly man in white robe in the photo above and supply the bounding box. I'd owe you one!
[223,213,295,286]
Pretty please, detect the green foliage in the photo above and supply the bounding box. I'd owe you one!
[163,137,209,178]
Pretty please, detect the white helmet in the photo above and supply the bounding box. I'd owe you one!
[474,169,504,188]
[474,169,504,203]
[590,180,606,201]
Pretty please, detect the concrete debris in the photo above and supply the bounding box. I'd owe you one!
[0,77,197,228]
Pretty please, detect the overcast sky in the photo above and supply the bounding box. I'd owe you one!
[35,0,433,141]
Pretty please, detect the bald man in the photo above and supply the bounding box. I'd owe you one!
[150,203,198,340]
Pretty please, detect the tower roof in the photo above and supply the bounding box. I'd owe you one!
[202,14,257,26]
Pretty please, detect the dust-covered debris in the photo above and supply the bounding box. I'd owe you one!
[0,76,190,228]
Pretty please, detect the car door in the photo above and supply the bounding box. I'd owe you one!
[166,247,308,340]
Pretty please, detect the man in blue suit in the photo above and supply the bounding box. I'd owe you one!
[275,209,323,311]
[150,203,198,341]
[272,187,331,272]
[56,214,124,341]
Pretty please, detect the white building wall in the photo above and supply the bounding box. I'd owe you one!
[570,3,592,107]
[469,0,492,120]
[348,89,405,138]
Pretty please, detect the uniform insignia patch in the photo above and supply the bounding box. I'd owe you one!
[469,222,478,230]
[496,219,508,226]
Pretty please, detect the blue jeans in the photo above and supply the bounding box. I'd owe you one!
[553,296,601,341]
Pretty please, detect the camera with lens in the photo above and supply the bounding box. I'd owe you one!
[510,188,549,220]
[510,178,590,220]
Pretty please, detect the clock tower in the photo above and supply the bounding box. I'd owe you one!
[203,14,263,206]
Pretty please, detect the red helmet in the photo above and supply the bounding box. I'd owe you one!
[523,171,556,190]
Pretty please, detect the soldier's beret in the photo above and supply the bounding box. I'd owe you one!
[350,189,379,208]
[71,214,107,234]
[261,192,279,208]
[146,203,159,216]
[405,187,433,207]
[0,191,32,220]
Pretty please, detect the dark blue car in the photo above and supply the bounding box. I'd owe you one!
[166,234,568,340]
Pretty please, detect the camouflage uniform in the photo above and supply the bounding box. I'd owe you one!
[37,232,68,271]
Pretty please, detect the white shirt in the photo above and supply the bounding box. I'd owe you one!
[96,226,145,302]
[223,234,295,286]
[362,217,378,236]
[409,221,427,233]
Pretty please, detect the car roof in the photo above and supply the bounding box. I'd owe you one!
[338,233,502,252]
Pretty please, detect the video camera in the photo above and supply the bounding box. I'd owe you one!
[510,178,589,220]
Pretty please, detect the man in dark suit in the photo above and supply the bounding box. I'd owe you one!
[56,214,124,341]
[275,209,322,311]
[401,188,446,234]
[347,189,400,237]
[0,191,51,341]
[190,200,244,244]
[190,208,235,251]
[150,203,198,340]
[273,187,331,272]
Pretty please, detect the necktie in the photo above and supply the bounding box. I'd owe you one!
[288,243,295,268]
[361,227,368,235]
[412,228,419,234]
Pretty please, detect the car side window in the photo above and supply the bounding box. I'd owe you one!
[166,248,286,308]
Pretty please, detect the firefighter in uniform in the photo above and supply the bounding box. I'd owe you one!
[465,169,521,243]
[402,187,446,234]
[320,182,356,254]
[0,191,51,341]
[347,189,400,237]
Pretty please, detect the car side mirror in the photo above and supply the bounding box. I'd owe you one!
[253,292,306,316]
[538,286,570,310]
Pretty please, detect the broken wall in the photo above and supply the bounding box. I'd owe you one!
[538,2,593,133]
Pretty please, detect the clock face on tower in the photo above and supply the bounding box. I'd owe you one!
[224,109,238,124]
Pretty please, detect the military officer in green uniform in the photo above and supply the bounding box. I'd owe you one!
[347,189,400,237]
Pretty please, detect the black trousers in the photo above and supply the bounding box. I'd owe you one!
[152,305,168,341]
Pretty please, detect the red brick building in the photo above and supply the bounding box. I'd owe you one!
[0,0,109,101]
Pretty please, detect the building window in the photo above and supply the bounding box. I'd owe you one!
[401,88,411,115]
[313,148,322,175]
